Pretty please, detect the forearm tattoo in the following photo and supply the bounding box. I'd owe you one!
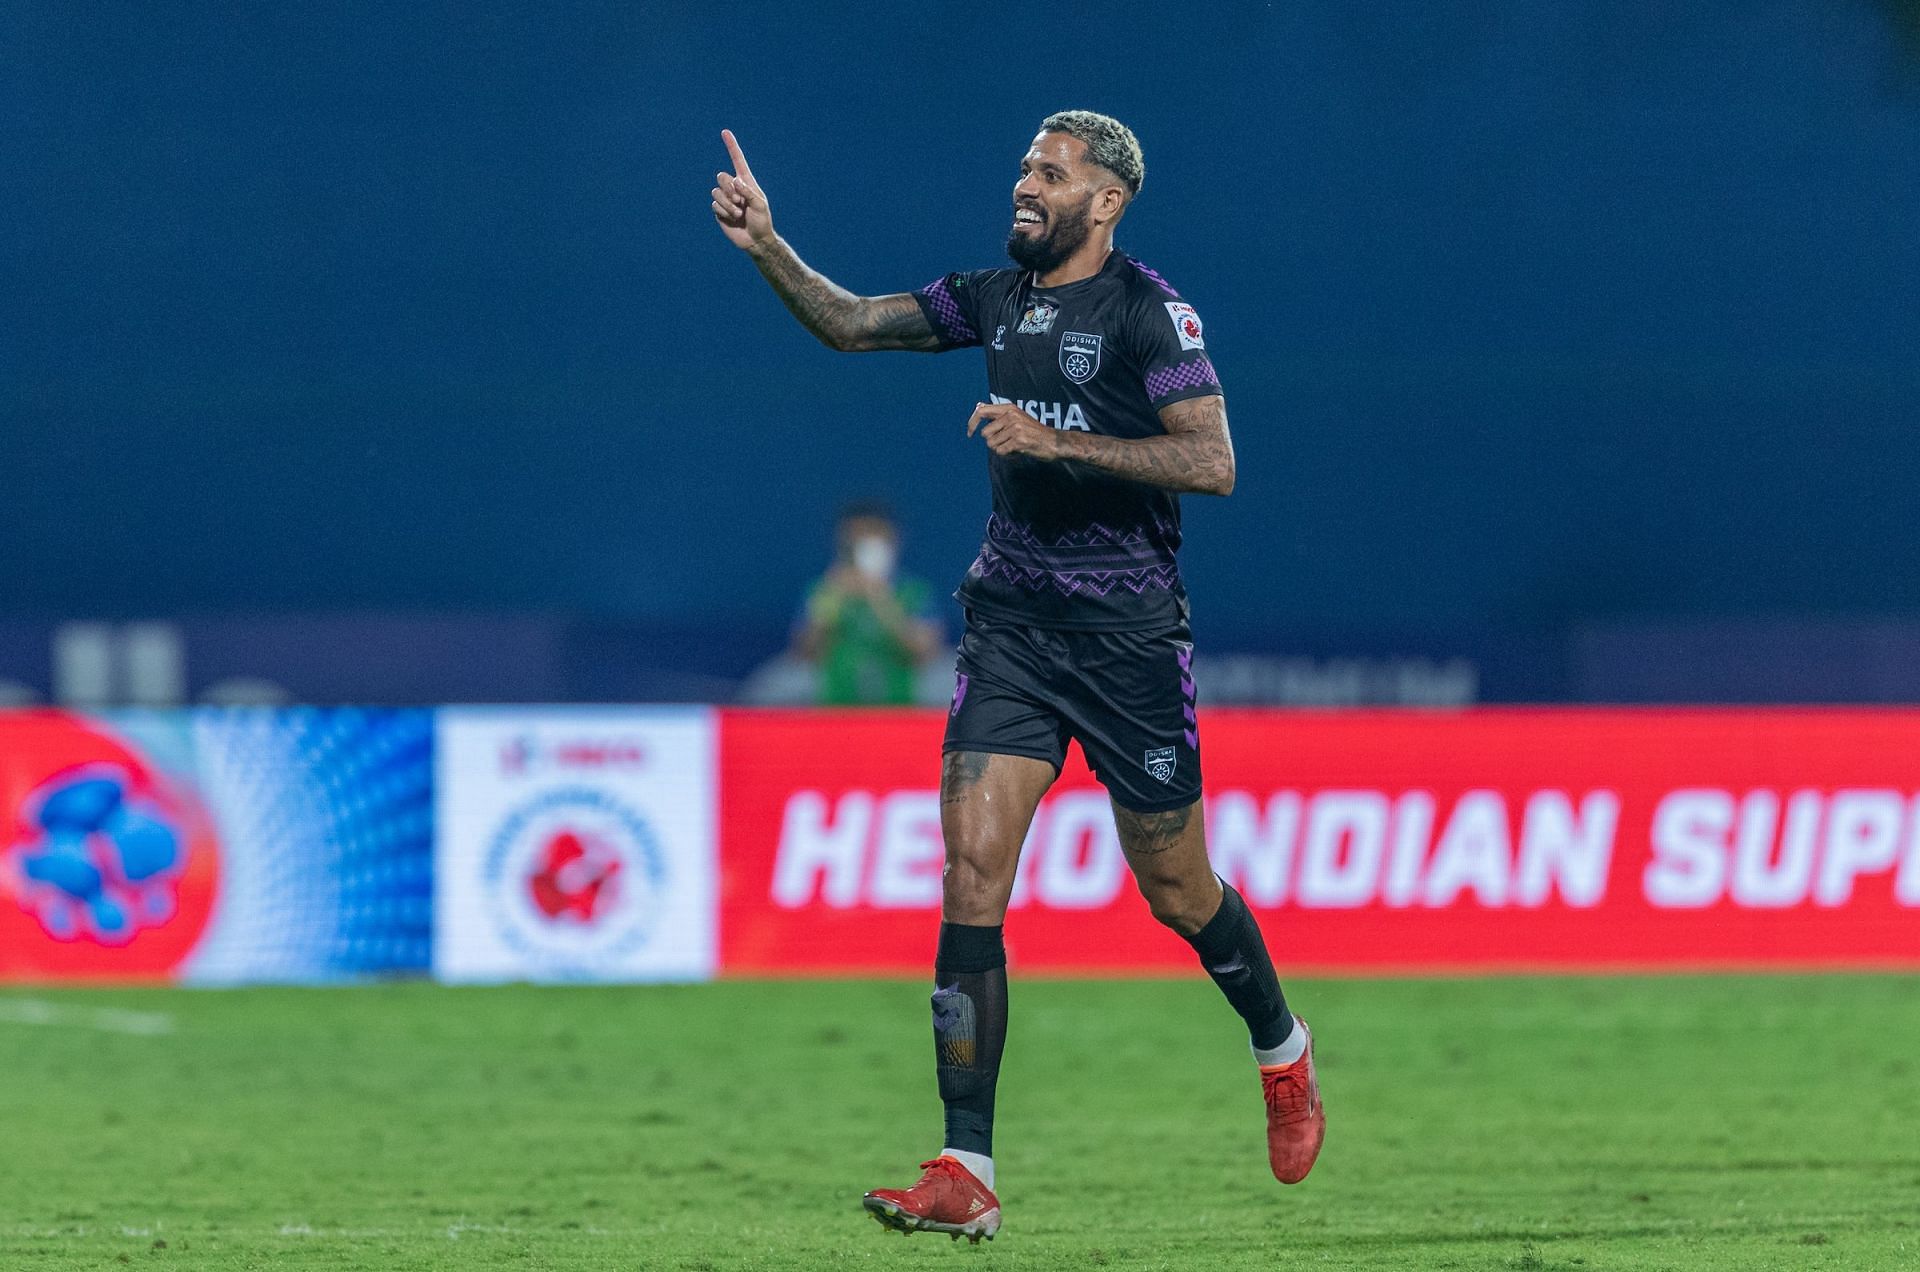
[1112,801,1196,856]
[1055,394,1236,495]
[748,237,940,352]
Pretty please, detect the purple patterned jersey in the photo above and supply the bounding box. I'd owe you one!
[912,251,1224,631]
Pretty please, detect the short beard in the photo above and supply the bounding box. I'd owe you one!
[1005,197,1094,274]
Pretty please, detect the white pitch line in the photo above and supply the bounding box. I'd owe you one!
[0,998,175,1035]
[5,1223,649,1240]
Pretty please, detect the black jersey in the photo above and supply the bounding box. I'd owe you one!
[913,250,1224,632]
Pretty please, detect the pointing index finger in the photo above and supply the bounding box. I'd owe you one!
[720,129,756,184]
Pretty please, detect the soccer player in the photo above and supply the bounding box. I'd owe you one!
[711,112,1324,1242]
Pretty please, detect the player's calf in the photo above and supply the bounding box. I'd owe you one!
[1170,873,1325,1182]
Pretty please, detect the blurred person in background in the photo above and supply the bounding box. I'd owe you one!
[793,502,942,706]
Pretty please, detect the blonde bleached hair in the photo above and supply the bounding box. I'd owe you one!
[1039,110,1145,199]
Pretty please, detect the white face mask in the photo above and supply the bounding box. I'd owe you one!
[851,535,898,580]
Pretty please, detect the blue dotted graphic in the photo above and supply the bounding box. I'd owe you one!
[182,709,433,982]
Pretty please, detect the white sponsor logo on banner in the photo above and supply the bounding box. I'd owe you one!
[767,782,1920,914]
[480,787,667,964]
[436,709,716,982]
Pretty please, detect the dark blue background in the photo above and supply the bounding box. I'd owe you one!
[7,3,1918,649]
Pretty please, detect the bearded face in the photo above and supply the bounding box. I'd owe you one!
[1005,131,1117,275]
[1006,189,1095,274]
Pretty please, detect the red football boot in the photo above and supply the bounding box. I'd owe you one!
[1260,1018,1326,1184]
[862,1156,1001,1243]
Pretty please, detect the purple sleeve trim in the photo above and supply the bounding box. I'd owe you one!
[915,277,979,347]
[1145,356,1221,403]
[1127,258,1181,298]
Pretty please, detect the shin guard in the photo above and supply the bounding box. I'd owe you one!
[932,922,1008,1156]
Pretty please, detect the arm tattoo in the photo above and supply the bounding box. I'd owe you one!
[1112,801,1196,856]
[861,293,944,352]
[747,236,941,352]
[941,750,993,806]
[1052,394,1236,495]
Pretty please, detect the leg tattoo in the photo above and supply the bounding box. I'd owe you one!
[1111,802,1194,855]
[941,751,992,806]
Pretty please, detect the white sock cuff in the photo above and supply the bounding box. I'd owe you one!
[940,1147,994,1189]
[1253,1017,1307,1068]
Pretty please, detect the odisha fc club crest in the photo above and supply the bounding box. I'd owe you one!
[1144,747,1177,784]
[1017,301,1058,335]
[481,787,667,971]
[1060,331,1102,384]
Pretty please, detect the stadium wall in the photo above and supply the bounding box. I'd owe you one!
[6,707,1920,983]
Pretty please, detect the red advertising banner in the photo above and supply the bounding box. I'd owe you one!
[717,709,1920,974]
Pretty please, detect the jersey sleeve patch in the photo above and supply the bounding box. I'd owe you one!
[1164,302,1205,351]
[914,274,980,348]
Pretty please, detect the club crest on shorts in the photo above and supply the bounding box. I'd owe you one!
[1060,331,1102,384]
[1144,746,1177,784]
[1017,301,1058,335]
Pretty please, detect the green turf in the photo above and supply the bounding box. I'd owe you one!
[1,975,1916,1270]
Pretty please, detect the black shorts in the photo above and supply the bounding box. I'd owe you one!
[943,611,1202,813]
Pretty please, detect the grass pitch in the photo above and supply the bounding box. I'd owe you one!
[2,975,1916,1270]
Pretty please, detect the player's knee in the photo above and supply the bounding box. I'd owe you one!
[1137,870,1214,937]
[942,847,1009,924]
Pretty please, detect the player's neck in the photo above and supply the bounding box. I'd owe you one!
[1034,240,1114,289]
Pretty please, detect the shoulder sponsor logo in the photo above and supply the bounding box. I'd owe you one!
[1059,331,1102,384]
[1017,301,1058,335]
[1144,747,1177,784]
[1166,302,1204,351]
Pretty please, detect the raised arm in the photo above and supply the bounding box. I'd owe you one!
[967,394,1237,496]
[743,244,942,353]
[711,130,941,353]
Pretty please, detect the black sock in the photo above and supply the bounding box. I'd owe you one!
[1185,882,1293,1051]
[932,922,1008,1157]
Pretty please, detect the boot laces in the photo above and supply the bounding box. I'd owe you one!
[1265,1065,1316,1123]
[915,1157,966,1187]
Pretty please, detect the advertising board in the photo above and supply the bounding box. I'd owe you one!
[718,709,1920,974]
[1,709,431,982]
[434,708,717,982]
